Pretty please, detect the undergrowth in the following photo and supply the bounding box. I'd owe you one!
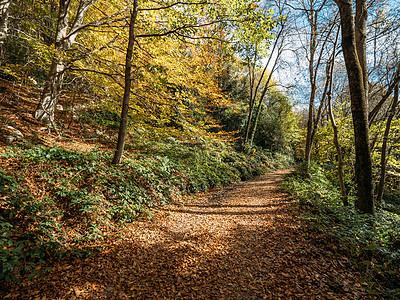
[282,162,400,298]
[0,139,286,281]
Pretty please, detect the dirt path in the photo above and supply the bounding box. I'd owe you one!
[3,169,370,299]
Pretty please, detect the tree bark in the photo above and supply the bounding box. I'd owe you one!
[34,0,95,124]
[304,9,317,173]
[244,56,256,145]
[112,0,138,165]
[369,64,400,126]
[0,0,11,61]
[335,0,374,214]
[34,0,69,123]
[355,0,368,101]
[245,20,284,146]
[327,28,348,206]
[376,82,399,204]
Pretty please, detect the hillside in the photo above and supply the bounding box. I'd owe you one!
[1,78,293,284]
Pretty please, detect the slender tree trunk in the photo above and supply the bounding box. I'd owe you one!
[304,9,317,174]
[303,8,337,174]
[369,64,400,126]
[245,22,284,146]
[310,84,327,153]
[244,101,254,145]
[328,88,348,206]
[376,83,399,204]
[335,0,374,214]
[0,0,11,61]
[244,57,255,144]
[248,67,275,145]
[34,61,67,123]
[327,29,348,206]
[112,0,138,165]
[248,46,281,145]
[308,19,338,159]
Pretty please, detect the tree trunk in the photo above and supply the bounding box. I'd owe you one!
[355,0,368,101]
[328,88,348,206]
[244,98,254,145]
[303,7,337,175]
[244,57,256,145]
[245,22,284,146]
[34,61,66,123]
[248,68,275,146]
[304,9,317,174]
[0,0,11,61]
[369,64,400,126]
[309,83,326,158]
[34,0,69,123]
[327,29,348,206]
[376,82,399,204]
[112,0,138,165]
[248,48,281,146]
[335,0,374,214]
[34,0,95,124]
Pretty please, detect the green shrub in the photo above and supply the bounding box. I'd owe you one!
[283,163,400,297]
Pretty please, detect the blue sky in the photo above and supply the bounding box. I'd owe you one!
[263,0,400,109]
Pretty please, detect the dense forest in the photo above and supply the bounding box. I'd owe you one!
[0,0,399,298]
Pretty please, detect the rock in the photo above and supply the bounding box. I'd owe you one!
[72,104,86,111]
[6,125,24,139]
[5,135,15,144]
[72,112,80,121]
[70,105,87,121]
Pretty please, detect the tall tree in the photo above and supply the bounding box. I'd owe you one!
[248,17,285,146]
[109,0,276,164]
[33,0,123,124]
[34,0,97,124]
[294,0,337,174]
[326,27,348,206]
[238,9,284,146]
[376,73,399,205]
[0,0,11,60]
[112,0,138,165]
[334,0,374,214]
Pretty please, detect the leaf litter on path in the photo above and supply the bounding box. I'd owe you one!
[1,169,371,299]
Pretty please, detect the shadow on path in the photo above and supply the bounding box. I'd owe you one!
[1,169,369,299]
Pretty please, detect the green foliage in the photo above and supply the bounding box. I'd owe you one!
[311,105,400,201]
[81,109,121,129]
[1,0,57,84]
[217,87,300,157]
[252,91,300,153]
[0,172,61,281]
[283,163,400,297]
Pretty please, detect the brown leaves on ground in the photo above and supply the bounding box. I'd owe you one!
[0,78,114,152]
[1,169,371,299]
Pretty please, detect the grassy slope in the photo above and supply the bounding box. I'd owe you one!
[0,78,289,281]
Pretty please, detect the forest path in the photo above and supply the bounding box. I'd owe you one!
[4,169,370,299]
